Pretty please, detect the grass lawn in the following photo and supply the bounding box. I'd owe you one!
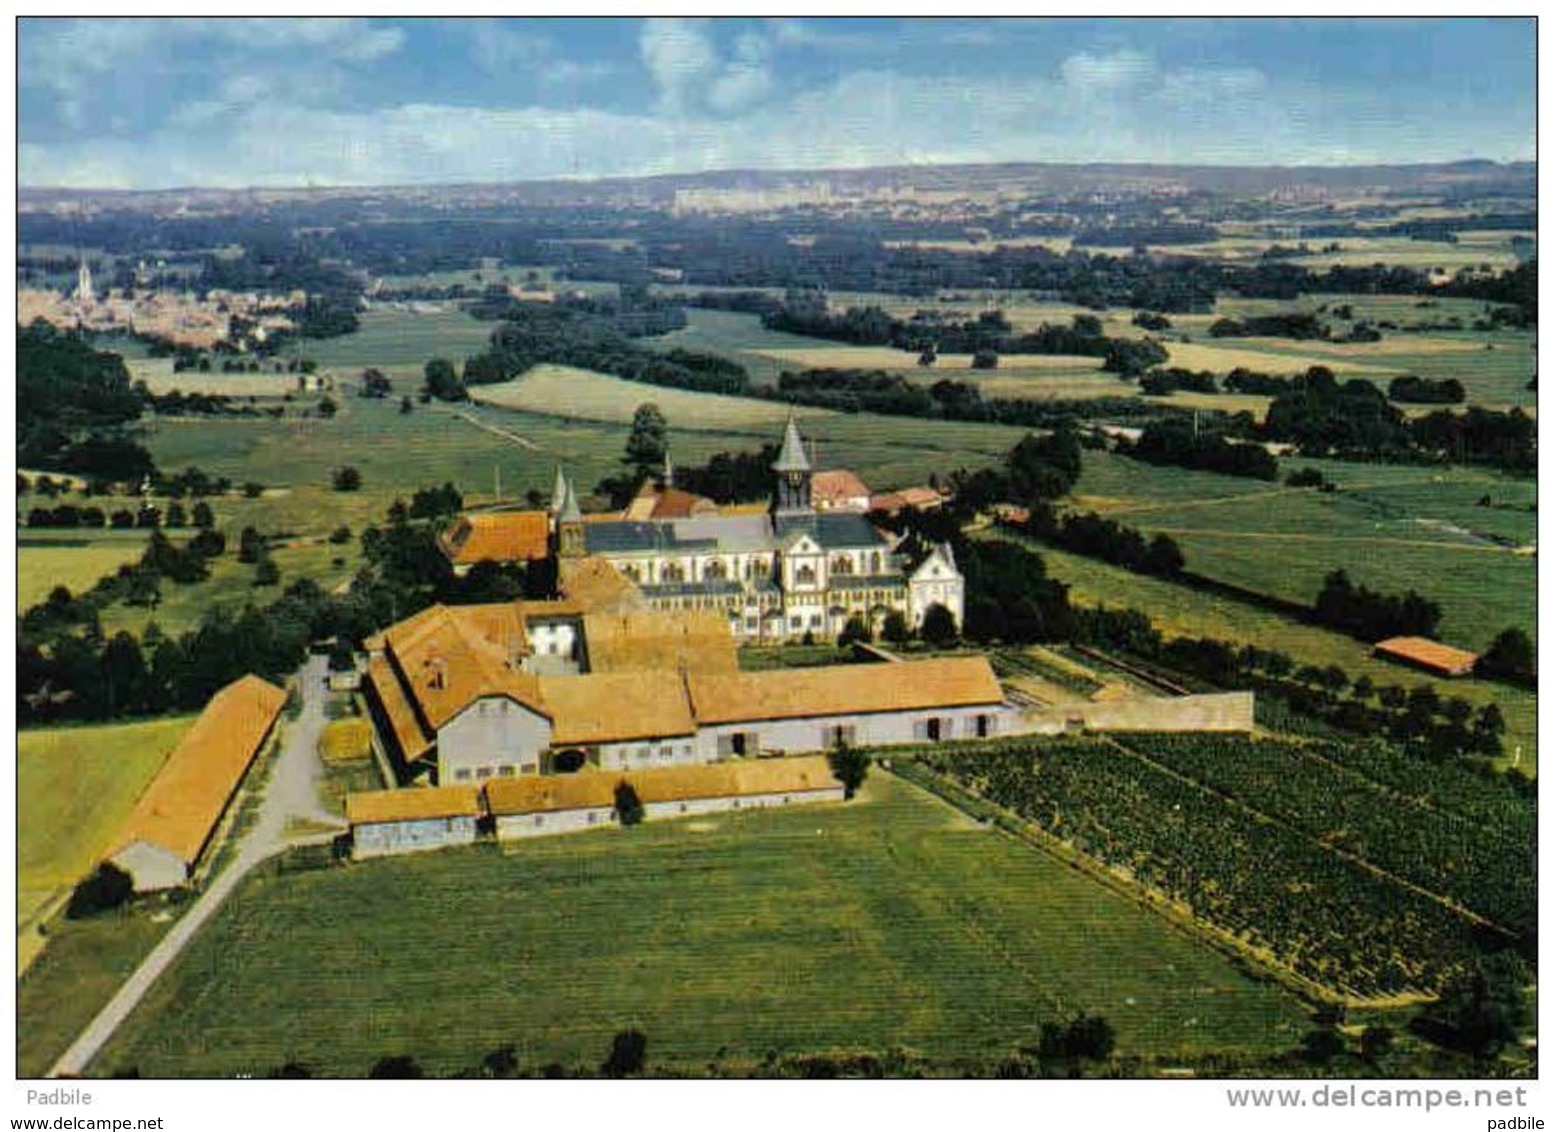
[18,716,193,931]
[1019,540,1536,773]
[17,910,180,1078]
[94,772,1306,1077]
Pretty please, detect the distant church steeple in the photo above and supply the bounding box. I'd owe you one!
[771,414,814,517]
[74,259,95,304]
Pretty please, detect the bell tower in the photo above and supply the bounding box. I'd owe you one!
[771,415,814,517]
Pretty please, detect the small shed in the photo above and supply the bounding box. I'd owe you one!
[1373,636,1479,678]
[346,786,484,859]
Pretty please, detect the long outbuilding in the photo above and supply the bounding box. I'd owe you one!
[107,675,287,892]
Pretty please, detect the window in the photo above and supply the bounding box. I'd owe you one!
[717,733,737,757]
[499,765,516,777]
[535,815,544,827]
[680,803,688,814]
[476,767,493,780]
[976,714,991,739]
[809,613,824,628]
[521,762,537,775]
[824,724,857,748]
[789,615,802,630]
[706,559,728,580]
[454,768,472,782]
[796,564,816,586]
[588,812,597,825]
[926,717,944,742]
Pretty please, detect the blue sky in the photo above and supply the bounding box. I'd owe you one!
[18,17,1537,189]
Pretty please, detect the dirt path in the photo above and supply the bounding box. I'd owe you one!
[49,655,344,1078]
[442,407,541,450]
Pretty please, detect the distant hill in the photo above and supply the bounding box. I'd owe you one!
[18,158,1535,214]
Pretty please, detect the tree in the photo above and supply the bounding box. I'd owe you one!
[1065,1014,1115,1061]
[254,555,281,586]
[189,528,226,558]
[369,1056,423,1079]
[1359,1025,1395,1063]
[191,500,215,529]
[881,610,910,645]
[837,614,872,647]
[422,357,465,402]
[971,349,999,370]
[828,743,870,800]
[481,1046,518,1078]
[1477,627,1534,687]
[614,781,645,827]
[164,502,187,528]
[399,395,414,414]
[332,466,362,492]
[623,402,668,476]
[237,526,266,564]
[920,603,958,647]
[1301,1027,1345,1065]
[66,862,134,919]
[242,481,265,498]
[600,1029,647,1077]
[317,395,338,419]
[917,347,937,367]
[1423,951,1529,1060]
[360,368,393,398]
[329,525,352,545]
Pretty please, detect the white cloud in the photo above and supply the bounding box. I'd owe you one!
[640,18,718,116]
[21,17,402,126]
[1060,49,1155,92]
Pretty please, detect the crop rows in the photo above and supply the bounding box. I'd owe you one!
[1111,733,1535,929]
[922,739,1484,999]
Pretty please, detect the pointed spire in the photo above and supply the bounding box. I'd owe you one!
[550,466,568,513]
[559,477,582,522]
[773,413,811,472]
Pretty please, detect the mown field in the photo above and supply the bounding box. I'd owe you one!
[1019,541,1536,772]
[469,362,829,429]
[18,716,192,932]
[17,537,148,612]
[94,772,1306,1077]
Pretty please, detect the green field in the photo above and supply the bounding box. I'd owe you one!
[1018,540,1536,772]
[18,716,193,932]
[17,538,147,611]
[1069,451,1535,653]
[94,772,1306,1077]
[18,910,179,1078]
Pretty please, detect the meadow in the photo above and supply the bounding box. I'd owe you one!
[17,537,148,612]
[18,716,192,933]
[469,362,830,429]
[94,772,1306,1077]
[1068,451,1536,652]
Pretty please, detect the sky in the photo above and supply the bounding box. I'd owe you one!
[17,16,1538,190]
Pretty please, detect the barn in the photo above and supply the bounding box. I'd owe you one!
[107,674,287,892]
[482,755,845,842]
[1373,636,1480,678]
[346,785,485,859]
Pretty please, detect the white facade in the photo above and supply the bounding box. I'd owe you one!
[439,696,552,784]
[354,816,479,859]
[642,787,844,822]
[109,840,188,893]
[694,704,1004,761]
[495,806,616,840]
[908,545,965,630]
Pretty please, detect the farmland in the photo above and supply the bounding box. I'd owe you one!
[1066,451,1536,653]
[18,716,192,933]
[470,362,829,429]
[1016,541,1536,770]
[17,536,148,612]
[916,732,1531,1001]
[93,772,1306,1077]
